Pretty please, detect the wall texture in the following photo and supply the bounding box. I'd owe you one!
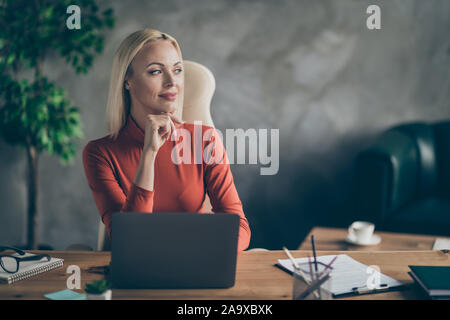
[1,0,449,250]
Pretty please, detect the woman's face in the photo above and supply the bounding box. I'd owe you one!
[125,40,183,116]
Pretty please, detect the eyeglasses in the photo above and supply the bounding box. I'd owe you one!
[0,245,50,274]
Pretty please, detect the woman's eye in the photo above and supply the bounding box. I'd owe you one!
[174,68,183,74]
[148,70,162,75]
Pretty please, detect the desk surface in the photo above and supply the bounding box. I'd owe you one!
[299,227,445,251]
[0,250,448,300]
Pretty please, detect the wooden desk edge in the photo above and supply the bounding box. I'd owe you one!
[1,250,448,300]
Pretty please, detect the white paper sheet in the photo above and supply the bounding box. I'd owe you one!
[277,254,404,296]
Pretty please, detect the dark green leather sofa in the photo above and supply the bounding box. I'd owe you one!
[355,121,450,236]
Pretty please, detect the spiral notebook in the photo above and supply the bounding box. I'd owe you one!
[0,253,64,284]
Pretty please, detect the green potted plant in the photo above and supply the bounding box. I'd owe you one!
[0,0,114,249]
[85,279,112,300]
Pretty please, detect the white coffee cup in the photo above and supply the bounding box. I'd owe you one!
[348,221,375,243]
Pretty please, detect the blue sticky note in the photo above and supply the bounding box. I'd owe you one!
[44,289,87,300]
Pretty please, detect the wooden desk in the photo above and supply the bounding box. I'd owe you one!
[299,227,447,251]
[0,250,449,300]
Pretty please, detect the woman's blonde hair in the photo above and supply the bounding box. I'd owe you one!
[106,28,182,139]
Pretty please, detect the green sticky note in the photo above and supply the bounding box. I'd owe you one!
[44,289,87,300]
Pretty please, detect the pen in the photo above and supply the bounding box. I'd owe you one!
[324,255,338,270]
[311,235,318,272]
[317,255,338,278]
[282,246,311,285]
[282,246,300,270]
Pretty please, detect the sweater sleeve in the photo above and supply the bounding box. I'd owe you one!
[82,141,154,236]
[203,129,251,252]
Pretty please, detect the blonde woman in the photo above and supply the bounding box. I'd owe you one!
[82,29,251,252]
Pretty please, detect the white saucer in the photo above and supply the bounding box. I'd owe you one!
[345,234,381,246]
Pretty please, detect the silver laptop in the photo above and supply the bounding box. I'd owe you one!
[110,212,240,289]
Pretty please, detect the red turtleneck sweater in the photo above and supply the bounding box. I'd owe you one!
[82,116,251,252]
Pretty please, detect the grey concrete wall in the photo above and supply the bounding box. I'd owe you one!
[1,0,449,250]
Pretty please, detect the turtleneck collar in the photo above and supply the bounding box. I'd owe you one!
[122,114,144,143]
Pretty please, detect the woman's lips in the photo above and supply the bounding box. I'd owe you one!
[159,92,177,101]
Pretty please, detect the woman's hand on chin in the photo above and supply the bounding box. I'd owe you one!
[143,112,183,154]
